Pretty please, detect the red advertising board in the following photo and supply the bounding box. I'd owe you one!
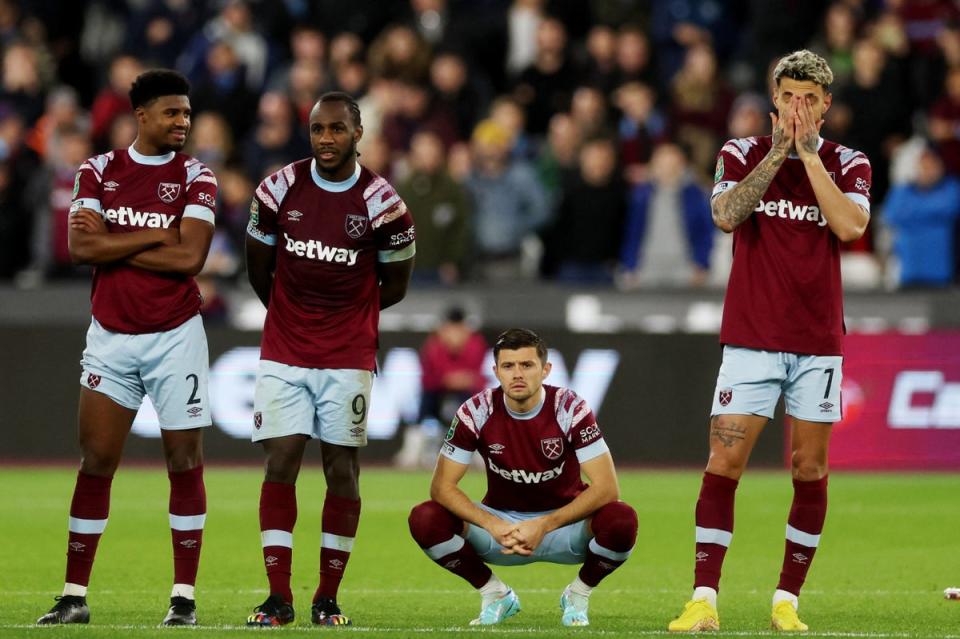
[809,333,960,470]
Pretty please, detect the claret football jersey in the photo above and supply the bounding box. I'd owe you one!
[71,145,217,334]
[247,160,416,370]
[712,136,872,355]
[441,385,610,512]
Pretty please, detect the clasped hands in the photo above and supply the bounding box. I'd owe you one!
[489,517,550,556]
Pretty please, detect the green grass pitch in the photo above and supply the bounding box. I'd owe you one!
[1,466,957,638]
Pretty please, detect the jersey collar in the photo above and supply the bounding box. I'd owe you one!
[788,137,824,159]
[311,159,361,192]
[127,143,175,165]
[504,387,546,420]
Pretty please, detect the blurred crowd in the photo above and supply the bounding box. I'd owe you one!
[3,0,960,308]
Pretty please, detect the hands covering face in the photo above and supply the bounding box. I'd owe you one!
[771,95,824,157]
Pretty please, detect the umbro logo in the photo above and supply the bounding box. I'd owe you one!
[69,541,86,552]
[329,559,344,570]
[695,551,709,562]
[792,552,808,564]
[265,555,278,566]
[287,210,303,222]
[444,559,461,569]
[179,539,198,548]
[598,561,614,570]
[488,443,505,455]
[819,401,834,411]
[104,180,119,191]
[187,407,203,417]
[349,426,364,437]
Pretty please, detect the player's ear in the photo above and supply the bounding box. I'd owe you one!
[822,91,832,115]
[354,124,363,144]
[542,361,552,379]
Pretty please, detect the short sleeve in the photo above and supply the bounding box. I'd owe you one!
[364,176,416,263]
[711,138,758,199]
[246,173,284,246]
[555,388,609,463]
[70,153,111,215]
[834,146,872,213]
[439,409,478,465]
[183,159,218,225]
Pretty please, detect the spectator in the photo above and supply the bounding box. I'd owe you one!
[488,95,534,160]
[726,92,767,139]
[395,306,488,469]
[506,0,544,77]
[184,111,234,171]
[569,85,610,140]
[546,136,625,283]
[581,24,619,94]
[669,42,735,183]
[90,55,144,151]
[397,130,472,285]
[465,119,549,280]
[810,3,862,89]
[513,16,577,135]
[431,50,491,142]
[828,38,910,206]
[381,79,459,155]
[0,41,47,126]
[614,81,667,185]
[883,143,960,288]
[178,0,270,92]
[241,91,309,180]
[536,111,582,206]
[368,23,431,82]
[929,66,960,177]
[190,40,259,140]
[614,25,657,91]
[18,125,92,287]
[0,109,40,278]
[618,142,713,289]
[650,0,740,87]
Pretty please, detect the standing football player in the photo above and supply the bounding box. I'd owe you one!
[244,91,415,626]
[37,70,217,626]
[408,328,638,627]
[668,50,871,632]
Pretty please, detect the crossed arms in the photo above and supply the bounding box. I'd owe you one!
[69,208,214,276]
[429,452,620,555]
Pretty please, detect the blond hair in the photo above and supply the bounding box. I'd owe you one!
[773,49,834,89]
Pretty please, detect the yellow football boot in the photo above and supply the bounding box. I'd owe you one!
[771,600,808,631]
[667,598,720,632]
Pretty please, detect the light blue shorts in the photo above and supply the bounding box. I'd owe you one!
[711,346,842,422]
[464,504,591,566]
[80,314,211,429]
[251,360,373,446]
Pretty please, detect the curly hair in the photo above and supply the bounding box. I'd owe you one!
[773,49,834,90]
[128,69,190,108]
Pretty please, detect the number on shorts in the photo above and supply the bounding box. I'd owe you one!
[186,373,201,405]
[822,368,834,399]
[351,394,367,425]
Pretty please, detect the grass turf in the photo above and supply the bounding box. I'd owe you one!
[1,467,957,638]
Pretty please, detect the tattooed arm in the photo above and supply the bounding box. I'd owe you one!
[711,109,795,233]
[794,96,870,242]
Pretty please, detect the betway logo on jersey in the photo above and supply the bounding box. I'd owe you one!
[103,206,176,228]
[283,232,359,266]
[754,199,828,227]
[487,458,565,484]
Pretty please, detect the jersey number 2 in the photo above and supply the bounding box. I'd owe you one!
[186,373,201,405]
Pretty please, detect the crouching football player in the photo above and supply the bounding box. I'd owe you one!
[408,328,637,627]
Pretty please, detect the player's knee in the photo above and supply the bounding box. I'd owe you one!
[791,451,827,481]
[706,447,747,479]
[79,450,121,477]
[408,500,460,547]
[591,501,638,551]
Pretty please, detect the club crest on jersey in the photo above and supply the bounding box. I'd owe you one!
[541,437,563,460]
[87,373,101,389]
[253,411,262,430]
[158,182,181,203]
[345,214,368,239]
[718,388,733,406]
